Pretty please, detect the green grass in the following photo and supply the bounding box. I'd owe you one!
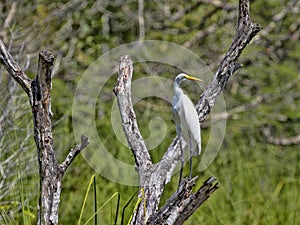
[3,75,300,225]
[1,1,300,224]
[77,175,121,225]
[182,131,300,225]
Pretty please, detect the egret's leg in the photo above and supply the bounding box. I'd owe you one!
[189,152,193,179]
[178,137,184,189]
[189,136,193,179]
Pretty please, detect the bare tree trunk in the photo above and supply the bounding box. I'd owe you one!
[0,42,89,225]
[113,0,262,224]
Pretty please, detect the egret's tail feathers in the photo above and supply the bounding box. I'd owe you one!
[193,142,201,156]
[188,136,201,156]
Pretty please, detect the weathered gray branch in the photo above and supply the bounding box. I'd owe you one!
[197,0,262,118]
[114,57,219,224]
[114,55,154,224]
[113,55,152,169]
[162,0,262,194]
[148,177,218,225]
[32,50,59,224]
[114,0,261,224]
[60,134,89,173]
[0,39,32,99]
[0,40,89,225]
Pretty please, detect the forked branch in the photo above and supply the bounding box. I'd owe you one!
[161,0,262,188]
[114,0,262,224]
[0,40,89,225]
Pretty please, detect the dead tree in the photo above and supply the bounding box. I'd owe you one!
[113,0,262,224]
[0,44,89,224]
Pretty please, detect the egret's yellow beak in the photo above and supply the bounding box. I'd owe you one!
[184,75,202,82]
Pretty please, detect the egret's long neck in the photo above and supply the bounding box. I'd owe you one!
[174,80,183,97]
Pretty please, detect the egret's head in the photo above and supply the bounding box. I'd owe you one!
[175,73,202,86]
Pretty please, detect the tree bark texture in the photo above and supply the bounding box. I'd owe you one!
[0,41,89,225]
[113,0,262,224]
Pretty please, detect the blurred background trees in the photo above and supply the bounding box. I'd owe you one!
[0,0,299,224]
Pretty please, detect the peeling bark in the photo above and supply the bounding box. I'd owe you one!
[114,0,262,224]
[0,40,89,225]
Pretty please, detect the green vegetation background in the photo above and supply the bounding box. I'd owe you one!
[0,0,299,224]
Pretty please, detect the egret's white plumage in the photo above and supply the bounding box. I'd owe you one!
[172,73,202,185]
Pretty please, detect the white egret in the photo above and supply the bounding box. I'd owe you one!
[172,73,202,187]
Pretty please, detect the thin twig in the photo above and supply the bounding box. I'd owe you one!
[0,39,32,98]
[60,135,89,173]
